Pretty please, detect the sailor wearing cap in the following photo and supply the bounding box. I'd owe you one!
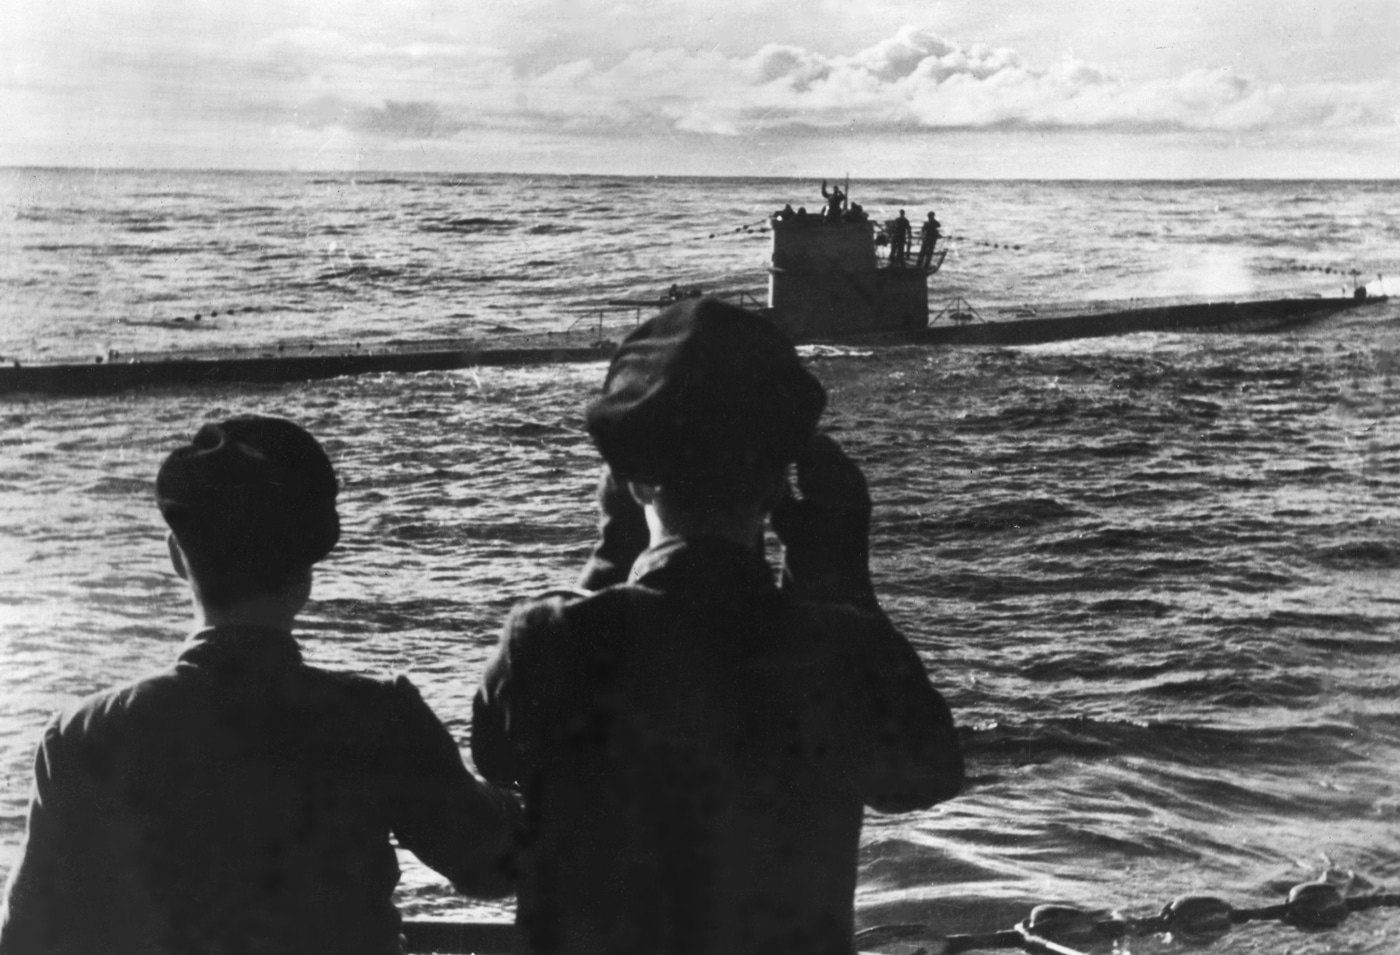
[0,416,519,955]
[472,298,964,955]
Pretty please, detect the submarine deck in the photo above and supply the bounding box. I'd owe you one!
[0,293,1384,397]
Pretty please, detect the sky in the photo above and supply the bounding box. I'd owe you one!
[3,0,1399,177]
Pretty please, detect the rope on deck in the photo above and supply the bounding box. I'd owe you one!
[402,882,1398,954]
[853,881,1400,955]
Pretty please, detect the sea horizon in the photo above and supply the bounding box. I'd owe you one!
[5,164,1400,184]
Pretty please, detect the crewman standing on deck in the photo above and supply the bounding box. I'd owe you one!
[0,416,519,955]
[472,297,964,955]
[890,209,912,265]
[917,211,943,269]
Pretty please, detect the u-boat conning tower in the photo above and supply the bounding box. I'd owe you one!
[765,216,944,341]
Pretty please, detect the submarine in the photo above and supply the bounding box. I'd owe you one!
[0,201,1383,397]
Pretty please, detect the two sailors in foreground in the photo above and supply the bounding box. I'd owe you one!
[0,297,964,955]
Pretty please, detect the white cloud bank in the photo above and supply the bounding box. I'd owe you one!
[258,26,1396,139]
[3,6,1396,174]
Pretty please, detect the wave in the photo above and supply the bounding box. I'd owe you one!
[1195,365,1308,385]
[1139,671,1325,708]
[935,498,1077,533]
[961,716,1360,768]
[1085,597,1172,616]
[527,223,586,235]
[1221,608,1390,635]
[1036,524,1207,555]
[222,206,284,216]
[25,242,211,257]
[314,265,404,282]
[127,191,215,201]
[1312,540,1400,570]
[419,216,514,233]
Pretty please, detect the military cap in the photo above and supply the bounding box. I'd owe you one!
[156,415,340,571]
[586,297,826,484]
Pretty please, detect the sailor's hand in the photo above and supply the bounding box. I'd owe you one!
[575,464,650,591]
[771,434,877,610]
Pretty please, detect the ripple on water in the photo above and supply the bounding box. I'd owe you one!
[1,174,1398,949]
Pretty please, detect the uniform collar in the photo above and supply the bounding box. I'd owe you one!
[628,536,777,595]
[178,624,304,672]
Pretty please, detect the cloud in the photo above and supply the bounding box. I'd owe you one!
[449,25,1398,138]
[5,8,1395,169]
[351,101,464,139]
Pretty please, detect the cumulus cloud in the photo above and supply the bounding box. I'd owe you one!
[93,20,1392,144]
[449,25,1397,138]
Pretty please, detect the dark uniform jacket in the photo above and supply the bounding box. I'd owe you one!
[0,625,517,955]
[472,537,963,955]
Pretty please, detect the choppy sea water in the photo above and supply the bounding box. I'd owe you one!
[2,170,1400,953]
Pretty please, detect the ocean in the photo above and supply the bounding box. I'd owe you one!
[1,168,1399,953]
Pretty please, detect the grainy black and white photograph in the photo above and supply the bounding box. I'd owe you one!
[1,2,1398,953]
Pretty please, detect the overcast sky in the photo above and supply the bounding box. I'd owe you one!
[4,0,1398,177]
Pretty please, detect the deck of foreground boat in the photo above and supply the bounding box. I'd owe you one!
[399,919,903,955]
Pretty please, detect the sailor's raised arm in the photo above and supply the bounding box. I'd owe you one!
[575,465,649,591]
[773,434,963,808]
[772,434,880,613]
